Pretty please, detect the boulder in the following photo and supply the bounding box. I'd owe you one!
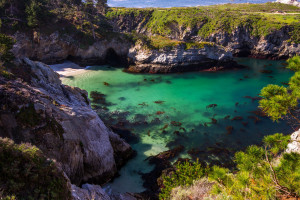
[287,129,300,154]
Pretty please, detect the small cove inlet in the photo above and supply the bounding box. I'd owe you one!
[53,58,294,194]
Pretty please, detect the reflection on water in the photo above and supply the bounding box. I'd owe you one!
[61,58,293,194]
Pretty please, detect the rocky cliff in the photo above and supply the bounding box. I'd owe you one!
[12,31,132,66]
[12,30,243,73]
[107,6,300,59]
[0,58,133,186]
[127,41,241,73]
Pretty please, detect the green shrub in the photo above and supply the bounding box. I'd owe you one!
[159,160,205,200]
[210,134,300,200]
[0,34,14,63]
[0,138,71,200]
[259,56,300,122]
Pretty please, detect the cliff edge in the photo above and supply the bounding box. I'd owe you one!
[0,58,133,186]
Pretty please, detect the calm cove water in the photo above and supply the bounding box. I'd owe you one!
[108,0,272,8]
[60,58,293,194]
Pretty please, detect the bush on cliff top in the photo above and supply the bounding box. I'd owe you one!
[0,138,71,200]
[160,133,300,200]
[131,34,215,50]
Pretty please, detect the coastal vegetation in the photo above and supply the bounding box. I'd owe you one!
[131,34,215,50]
[0,0,299,199]
[159,56,300,200]
[107,3,300,43]
[0,0,113,47]
[0,33,14,78]
[0,138,71,199]
[259,56,300,123]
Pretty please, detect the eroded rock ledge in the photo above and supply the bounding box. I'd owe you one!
[127,42,243,73]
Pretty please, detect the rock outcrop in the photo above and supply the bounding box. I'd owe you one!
[206,26,300,59]
[12,31,132,65]
[109,13,300,59]
[0,58,133,185]
[72,184,137,200]
[127,41,242,73]
[287,129,300,154]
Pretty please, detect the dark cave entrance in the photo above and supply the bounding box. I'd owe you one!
[105,48,123,66]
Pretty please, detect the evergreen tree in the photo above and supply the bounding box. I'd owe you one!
[0,33,14,63]
[96,0,107,14]
[259,56,300,124]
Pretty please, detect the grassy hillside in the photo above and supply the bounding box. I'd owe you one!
[107,3,300,43]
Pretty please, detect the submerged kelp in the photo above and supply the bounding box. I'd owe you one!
[60,58,294,194]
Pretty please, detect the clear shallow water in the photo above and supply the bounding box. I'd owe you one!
[108,0,272,8]
[61,58,293,194]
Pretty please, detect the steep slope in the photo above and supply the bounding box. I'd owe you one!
[0,58,133,185]
[107,3,300,59]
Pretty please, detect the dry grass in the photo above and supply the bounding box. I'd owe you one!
[170,178,216,200]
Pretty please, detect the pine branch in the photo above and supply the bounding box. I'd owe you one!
[264,146,298,198]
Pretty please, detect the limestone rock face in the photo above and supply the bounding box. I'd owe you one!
[0,58,132,185]
[127,42,241,73]
[287,129,300,154]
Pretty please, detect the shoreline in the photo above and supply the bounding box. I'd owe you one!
[50,61,92,77]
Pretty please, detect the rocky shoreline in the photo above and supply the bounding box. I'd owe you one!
[12,31,245,74]
[126,42,245,73]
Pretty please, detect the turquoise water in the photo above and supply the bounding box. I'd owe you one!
[108,0,271,8]
[61,58,293,194]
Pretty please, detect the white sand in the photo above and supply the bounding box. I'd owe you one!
[50,61,91,77]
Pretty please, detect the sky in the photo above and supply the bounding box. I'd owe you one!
[107,0,272,8]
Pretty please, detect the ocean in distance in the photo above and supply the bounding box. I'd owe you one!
[108,0,273,8]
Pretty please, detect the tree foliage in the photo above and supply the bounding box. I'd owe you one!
[259,56,300,124]
[0,0,108,29]
[210,134,300,199]
[0,33,14,63]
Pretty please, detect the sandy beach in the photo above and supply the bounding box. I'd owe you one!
[50,61,90,77]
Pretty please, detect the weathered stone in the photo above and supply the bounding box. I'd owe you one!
[110,15,300,59]
[71,184,138,200]
[287,129,300,154]
[0,58,133,185]
[127,42,242,73]
[12,32,131,66]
